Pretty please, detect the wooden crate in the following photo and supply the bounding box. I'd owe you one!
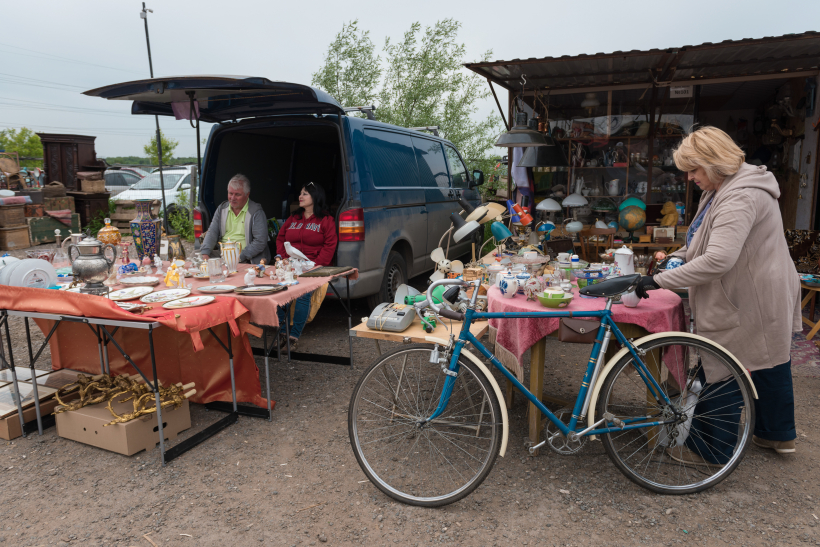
[111,199,161,233]
[27,214,81,245]
[0,205,25,227]
[25,204,44,217]
[66,191,110,227]
[0,225,30,250]
[44,196,75,213]
[80,178,105,193]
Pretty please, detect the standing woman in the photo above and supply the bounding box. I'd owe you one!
[636,126,802,462]
[275,182,338,350]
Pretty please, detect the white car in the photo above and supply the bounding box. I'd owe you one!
[111,166,193,213]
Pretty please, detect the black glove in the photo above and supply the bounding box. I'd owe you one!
[635,275,660,299]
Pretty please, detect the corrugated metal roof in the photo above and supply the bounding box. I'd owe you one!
[467,31,820,92]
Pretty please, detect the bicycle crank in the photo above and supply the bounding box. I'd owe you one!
[543,407,587,455]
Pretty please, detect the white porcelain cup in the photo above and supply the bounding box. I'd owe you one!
[543,288,566,299]
[621,290,640,308]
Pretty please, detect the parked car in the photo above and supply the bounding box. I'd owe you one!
[104,169,142,196]
[84,77,483,308]
[109,166,193,215]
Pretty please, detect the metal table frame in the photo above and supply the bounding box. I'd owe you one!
[250,273,354,367]
[0,309,248,465]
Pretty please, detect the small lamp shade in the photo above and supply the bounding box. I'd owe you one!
[490,221,513,242]
[537,221,556,233]
[619,196,646,211]
[482,202,507,222]
[536,198,562,212]
[494,112,549,148]
[561,193,589,207]
[449,212,481,243]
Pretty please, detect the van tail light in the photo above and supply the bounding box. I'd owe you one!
[193,208,203,239]
[339,208,365,242]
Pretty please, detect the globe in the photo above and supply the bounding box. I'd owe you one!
[618,205,646,233]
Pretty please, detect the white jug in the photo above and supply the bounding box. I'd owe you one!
[613,245,635,275]
[606,179,620,196]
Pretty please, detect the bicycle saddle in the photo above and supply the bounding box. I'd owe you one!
[579,273,641,298]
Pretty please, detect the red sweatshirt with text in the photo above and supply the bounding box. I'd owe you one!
[276,213,338,266]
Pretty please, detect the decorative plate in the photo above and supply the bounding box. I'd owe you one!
[119,276,160,286]
[197,285,236,294]
[193,273,210,279]
[116,301,151,312]
[162,296,215,309]
[140,288,191,303]
[109,286,153,301]
[233,285,285,294]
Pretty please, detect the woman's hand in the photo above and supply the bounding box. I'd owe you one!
[635,275,660,299]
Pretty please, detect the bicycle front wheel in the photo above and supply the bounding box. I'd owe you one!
[596,335,755,494]
[349,344,502,507]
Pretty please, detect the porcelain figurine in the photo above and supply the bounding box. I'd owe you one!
[255,259,267,277]
[244,268,257,286]
[164,263,181,288]
[154,254,164,275]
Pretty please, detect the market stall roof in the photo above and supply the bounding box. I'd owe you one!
[465,31,820,95]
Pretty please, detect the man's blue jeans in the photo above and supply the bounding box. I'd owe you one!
[277,291,313,339]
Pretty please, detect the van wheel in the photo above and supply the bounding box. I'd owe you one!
[366,251,407,310]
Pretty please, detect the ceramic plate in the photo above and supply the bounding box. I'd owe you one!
[7,259,57,289]
[197,285,236,294]
[120,276,160,286]
[162,295,215,309]
[234,285,282,293]
[109,286,153,301]
[116,301,151,312]
[140,288,191,303]
[193,272,210,279]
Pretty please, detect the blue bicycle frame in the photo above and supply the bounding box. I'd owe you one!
[426,302,676,439]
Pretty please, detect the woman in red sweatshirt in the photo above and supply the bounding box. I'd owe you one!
[275,182,338,349]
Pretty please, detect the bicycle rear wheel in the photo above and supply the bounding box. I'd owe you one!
[596,335,755,494]
[349,344,501,507]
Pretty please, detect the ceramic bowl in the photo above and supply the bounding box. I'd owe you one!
[537,294,573,308]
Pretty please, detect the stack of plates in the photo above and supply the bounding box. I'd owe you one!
[197,285,236,294]
[0,259,57,289]
[233,285,286,296]
[119,276,160,286]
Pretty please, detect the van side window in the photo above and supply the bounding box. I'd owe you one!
[364,129,419,188]
[445,145,469,188]
[412,138,449,189]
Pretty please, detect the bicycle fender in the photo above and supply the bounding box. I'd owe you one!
[586,332,758,435]
[425,336,509,458]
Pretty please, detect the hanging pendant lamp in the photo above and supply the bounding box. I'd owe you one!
[495,112,549,148]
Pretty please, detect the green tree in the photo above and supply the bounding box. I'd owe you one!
[142,130,179,166]
[0,128,43,168]
[311,20,381,113]
[312,19,502,175]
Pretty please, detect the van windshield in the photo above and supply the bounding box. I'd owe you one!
[131,173,185,190]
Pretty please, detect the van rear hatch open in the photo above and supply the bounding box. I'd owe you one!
[83,76,344,122]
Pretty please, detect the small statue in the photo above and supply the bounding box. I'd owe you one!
[154,254,164,275]
[255,259,267,277]
[164,263,181,288]
[244,268,257,286]
[292,259,303,276]
[523,276,545,301]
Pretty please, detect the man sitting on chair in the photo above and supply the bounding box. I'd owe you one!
[200,174,271,264]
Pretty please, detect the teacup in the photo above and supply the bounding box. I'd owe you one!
[543,288,566,300]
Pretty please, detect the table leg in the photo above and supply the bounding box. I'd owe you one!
[807,318,820,341]
[347,277,353,365]
[0,315,26,438]
[227,323,237,412]
[263,326,272,421]
[811,292,817,322]
[148,326,166,466]
[505,380,514,409]
[23,318,43,435]
[528,338,547,454]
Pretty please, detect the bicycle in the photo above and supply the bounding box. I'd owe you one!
[348,275,757,507]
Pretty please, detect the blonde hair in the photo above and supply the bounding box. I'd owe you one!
[673,126,745,184]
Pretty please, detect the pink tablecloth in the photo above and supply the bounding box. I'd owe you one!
[111,263,358,328]
[488,285,686,382]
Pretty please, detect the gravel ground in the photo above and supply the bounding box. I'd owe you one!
[1,240,819,546]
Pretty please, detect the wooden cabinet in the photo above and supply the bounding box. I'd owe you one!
[37,134,102,191]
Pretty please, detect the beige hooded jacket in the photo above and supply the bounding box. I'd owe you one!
[654,163,801,379]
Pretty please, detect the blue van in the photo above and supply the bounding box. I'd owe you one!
[84,76,483,307]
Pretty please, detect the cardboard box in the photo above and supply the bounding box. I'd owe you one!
[0,398,59,440]
[56,398,191,456]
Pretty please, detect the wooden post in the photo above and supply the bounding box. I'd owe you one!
[528,338,547,455]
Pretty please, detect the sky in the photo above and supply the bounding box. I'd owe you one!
[2,0,820,158]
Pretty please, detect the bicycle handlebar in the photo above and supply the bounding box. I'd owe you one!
[416,278,468,323]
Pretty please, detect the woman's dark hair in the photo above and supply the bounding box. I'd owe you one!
[295,181,328,219]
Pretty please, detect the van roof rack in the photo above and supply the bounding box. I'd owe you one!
[343,105,377,120]
[410,126,440,137]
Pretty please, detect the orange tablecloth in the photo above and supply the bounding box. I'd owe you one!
[0,286,269,408]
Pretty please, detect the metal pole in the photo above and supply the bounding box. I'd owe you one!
[141,3,168,232]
